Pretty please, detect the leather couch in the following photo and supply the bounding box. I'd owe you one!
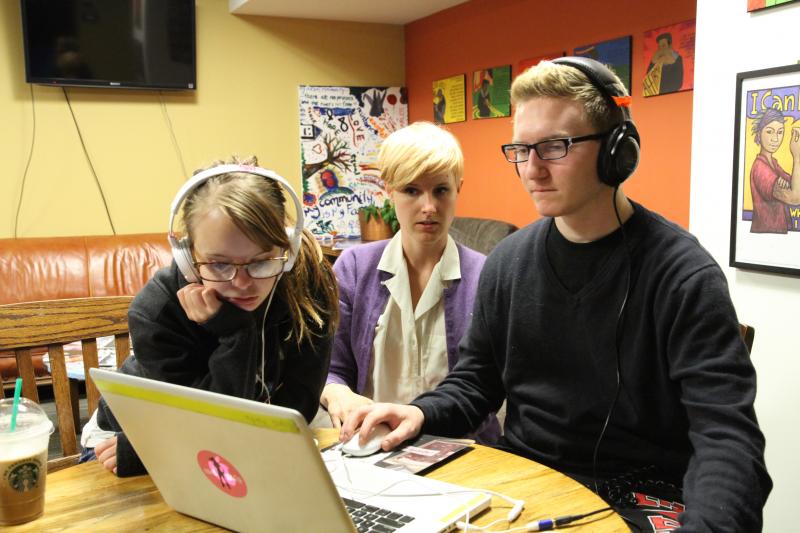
[0,233,172,385]
[0,221,517,385]
[449,217,519,255]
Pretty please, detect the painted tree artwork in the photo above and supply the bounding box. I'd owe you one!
[299,86,408,239]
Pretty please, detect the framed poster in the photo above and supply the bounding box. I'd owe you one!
[748,0,799,12]
[574,36,632,94]
[472,65,511,119]
[433,74,466,124]
[299,86,408,240]
[642,20,696,97]
[730,64,800,276]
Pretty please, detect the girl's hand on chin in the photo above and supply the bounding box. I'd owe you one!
[177,284,223,323]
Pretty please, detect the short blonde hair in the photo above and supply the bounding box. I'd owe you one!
[378,122,463,190]
[511,60,628,131]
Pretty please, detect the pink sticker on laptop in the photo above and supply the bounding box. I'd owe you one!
[197,450,248,498]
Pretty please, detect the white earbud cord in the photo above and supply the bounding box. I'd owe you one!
[257,273,282,404]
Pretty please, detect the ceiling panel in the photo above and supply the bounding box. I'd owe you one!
[229,0,468,25]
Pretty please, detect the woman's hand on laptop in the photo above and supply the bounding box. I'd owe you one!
[321,383,373,429]
[340,403,424,452]
[177,284,222,323]
[95,435,118,475]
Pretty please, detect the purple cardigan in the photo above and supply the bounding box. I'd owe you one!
[327,239,500,443]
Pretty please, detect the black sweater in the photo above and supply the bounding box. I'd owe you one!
[97,262,332,476]
[411,203,771,532]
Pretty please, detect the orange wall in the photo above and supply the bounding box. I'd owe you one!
[405,0,696,229]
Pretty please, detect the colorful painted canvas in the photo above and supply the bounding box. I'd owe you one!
[748,0,799,12]
[299,86,408,240]
[517,52,564,76]
[573,36,632,94]
[472,65,511,119]
[433,74,466,124]
[642,20,696,97]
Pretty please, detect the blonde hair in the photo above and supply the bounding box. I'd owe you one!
[182,155,338,344]
[378,122,463,190]
[511,60,628,131]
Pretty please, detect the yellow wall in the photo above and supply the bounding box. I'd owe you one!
[0,0,404,238]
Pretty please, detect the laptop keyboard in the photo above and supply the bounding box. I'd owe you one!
[342,497,416,532]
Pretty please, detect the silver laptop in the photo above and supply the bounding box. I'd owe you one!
[90,368,490,532]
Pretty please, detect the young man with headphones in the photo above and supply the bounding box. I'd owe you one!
[342,58,771,531]
[88,156,338,477]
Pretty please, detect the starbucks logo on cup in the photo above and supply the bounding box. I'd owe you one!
[6,460,41,492]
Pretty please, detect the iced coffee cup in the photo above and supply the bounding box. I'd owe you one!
[0,397,54,526]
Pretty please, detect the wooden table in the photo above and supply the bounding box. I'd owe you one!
[8,429,626,532]
[321,243,342,262]
[319,238,366,263]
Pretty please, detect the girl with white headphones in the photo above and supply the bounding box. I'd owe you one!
[88,155,338,476]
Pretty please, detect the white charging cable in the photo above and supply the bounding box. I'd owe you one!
[457,506,614,532]
[334,450,525,530]
[330,448,609,533]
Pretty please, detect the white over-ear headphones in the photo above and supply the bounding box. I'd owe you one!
[167,164,305,283]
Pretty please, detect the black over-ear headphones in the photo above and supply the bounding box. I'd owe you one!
[167,164,304,283]
[552,57,641,187]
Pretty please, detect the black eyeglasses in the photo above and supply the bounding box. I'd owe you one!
[501,131,609,163]
[193,254,288,282]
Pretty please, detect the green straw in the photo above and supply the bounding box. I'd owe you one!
[10,378,22,432]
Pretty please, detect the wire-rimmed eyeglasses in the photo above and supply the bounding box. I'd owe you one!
[193,254,288,282]
[501,131,609,163]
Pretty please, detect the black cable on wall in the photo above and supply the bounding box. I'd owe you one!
[63,87,116,235]
[159,91,189,181]
[14,84,37,238]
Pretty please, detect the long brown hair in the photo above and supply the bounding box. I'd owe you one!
[182,155,338,343]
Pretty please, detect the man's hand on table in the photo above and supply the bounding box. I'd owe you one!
[339,403,425,452]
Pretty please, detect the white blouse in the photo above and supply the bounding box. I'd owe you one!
[364,232,461,404]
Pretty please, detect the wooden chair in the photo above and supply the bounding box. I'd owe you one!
[739,323,755,354]
[0,297,132,469]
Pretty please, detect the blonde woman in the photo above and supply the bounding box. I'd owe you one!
[321,122,499,443]
[92,156,338,476]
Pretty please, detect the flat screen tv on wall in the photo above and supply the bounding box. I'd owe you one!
[20,0,196,90]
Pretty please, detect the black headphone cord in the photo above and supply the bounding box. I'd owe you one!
[591,186,633,498]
